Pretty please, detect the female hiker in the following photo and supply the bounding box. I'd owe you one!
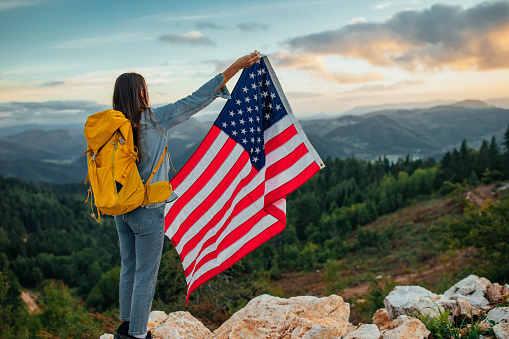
[112,51,260,339]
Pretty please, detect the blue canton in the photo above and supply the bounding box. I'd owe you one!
[214,58,288,171]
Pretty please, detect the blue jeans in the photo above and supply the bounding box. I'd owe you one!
[114,205,165,335]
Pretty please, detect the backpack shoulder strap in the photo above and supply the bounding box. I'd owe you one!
[145,146,169,186]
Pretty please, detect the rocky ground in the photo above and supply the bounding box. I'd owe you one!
[100,274,509,339]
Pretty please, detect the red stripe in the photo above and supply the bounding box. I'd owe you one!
[178,154,253,259]
[170,125,221,190]
[185,215,286,305]
[265,124,297,154]
[265,143,309,181]
[265,162,320,207]
[168,137,237,243]
[263,199,286,224]
[183,182,265,277]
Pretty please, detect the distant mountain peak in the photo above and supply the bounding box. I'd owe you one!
[450,100,493,109]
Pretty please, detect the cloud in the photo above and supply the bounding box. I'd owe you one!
[272,52,384,84]
[372,0,420,10]
[0,101,109,127]
[346,80,424,93]
[237,23,269,31]
[41,81,64,87]
[203,59,235,73]
[54,34,153,49]
[348,17,368,25]
[159,31,215,45]
[196,22,225,30]
[286,92,322,99]
[286,1,509,71]
[0,0,45,11]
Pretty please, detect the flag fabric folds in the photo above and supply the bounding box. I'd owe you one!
[164,56,324,303]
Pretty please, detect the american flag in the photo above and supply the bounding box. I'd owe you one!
[164,56,324,303]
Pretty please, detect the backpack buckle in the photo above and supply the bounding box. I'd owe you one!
[92,153,97,161]
[119,137,126,145]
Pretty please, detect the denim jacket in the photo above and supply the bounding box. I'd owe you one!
[139,73,230,208]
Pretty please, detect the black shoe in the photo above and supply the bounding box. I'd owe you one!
[114,330,152,339]
[116,321,130,336]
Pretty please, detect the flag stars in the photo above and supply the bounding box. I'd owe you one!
[252,157,259,163]
[251,84,257,90]
[265,113,270,120]
[237,109,243,115]
[247,107,252,113]
[257,69,262,76]
[261,68,266,74]
[239,118,245,125]
[232,130,238,136]
[245,97,251,103]
[270,93,276,99]
[222,122,227,128]
[259,81,263,87]
[255,106,259,112]
[257,127,261,132]
[236,99,241,105]
[242,86,248,93]
[262,91,268,98]
[275,104,281,111]
[253,94,257,100]
[268,103,272,109]
[241,128,247,135]
[251,137,255,143]
[230,111,235,117]
[265,80,271,86]
[249,72,255,79]
[231,121,236,127]
[256,116,260,122]
[257,137,262,143]
[255,147,260,154]
[242,138,247,144]
[249,127,255,133]
[248,117,254,123]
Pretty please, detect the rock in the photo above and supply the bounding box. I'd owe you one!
[373,308,391,330]
[99,335,114,339]
[343,324,380,339]
[486,307,509,325]
[487,283,504,303]
[383,286,440,320]
[148,311,168,330]
[212,294,350,339]
[503,284,509,295]
[443,275,491,309]
[493,322,509,339]
[382,315,430,339]
[342,323,359,337]
[456,298,481,321]
[151,311,211,339]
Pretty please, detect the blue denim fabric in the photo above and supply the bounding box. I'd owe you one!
[138,73,230,209]
[113,75,230,335]
[114,205,165,335]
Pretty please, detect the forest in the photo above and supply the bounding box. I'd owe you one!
[1,126,509,337]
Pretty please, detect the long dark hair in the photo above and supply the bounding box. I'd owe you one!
[112,72,152,159]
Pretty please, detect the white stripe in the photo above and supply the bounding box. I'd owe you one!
[188,213,278,287]
[168,143,246,239]
[265,133,303,167]
[175,153,252,252]
[273,198,286,213]
[264,115,292,143]
[166,131,229,237]
[174,131,229,197]
[181,167,266,271]
[265,152,314,194]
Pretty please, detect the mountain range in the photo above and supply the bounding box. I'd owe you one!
[0,100,508,183]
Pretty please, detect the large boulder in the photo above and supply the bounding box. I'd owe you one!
[343,324,380,339]
[382,315,430,339]
[212,294,350,339]
[151,311,211,339]
[493,322,509,339]
[487,283,504,304]
[486,307,509,325]
[443,275,491,309]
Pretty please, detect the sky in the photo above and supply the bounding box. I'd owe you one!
[0,0,508,126]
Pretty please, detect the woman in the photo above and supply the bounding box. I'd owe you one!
[112,51,260,339]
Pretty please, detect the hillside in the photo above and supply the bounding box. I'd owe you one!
[0,101,508,184]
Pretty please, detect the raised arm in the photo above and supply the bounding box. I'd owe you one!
[153,51,261,131]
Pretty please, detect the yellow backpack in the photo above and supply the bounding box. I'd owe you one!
[84,109,173,222]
